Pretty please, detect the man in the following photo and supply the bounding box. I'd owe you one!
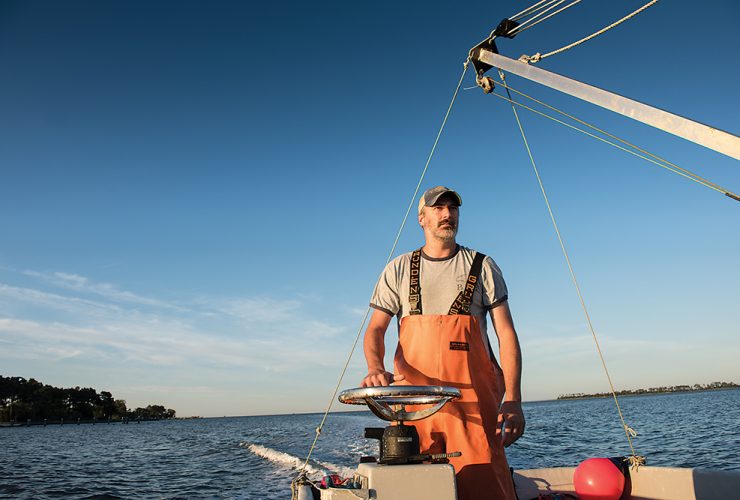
[361,186,523,500]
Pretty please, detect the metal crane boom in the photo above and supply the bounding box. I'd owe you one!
[476,49,740,161]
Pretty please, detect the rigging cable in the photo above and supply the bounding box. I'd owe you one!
[509,0,566,29]
[294,2,556,483]
[496,69,644,467]
[506,0,571,36]
[510,0,554,22]
[508,0,582,37]
[485,77,740,201]
[291,59,472,497]
[520,0,660,64]
[471,0,583,70]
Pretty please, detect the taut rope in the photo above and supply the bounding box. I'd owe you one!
[496,69,643,466]
[291,59,471,497]
[519,0,660,64]
[485,77,739,202]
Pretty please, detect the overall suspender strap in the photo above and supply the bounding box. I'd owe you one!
[408,249,423,315]
[448,252,486,315]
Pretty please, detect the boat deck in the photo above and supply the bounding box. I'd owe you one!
[514,466,740,499]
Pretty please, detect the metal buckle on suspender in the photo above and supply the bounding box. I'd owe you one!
[409,294,421,315]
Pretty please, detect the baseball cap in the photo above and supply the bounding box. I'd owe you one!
[418,186,462,214]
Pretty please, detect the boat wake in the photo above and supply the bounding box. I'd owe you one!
[240,442,355,478]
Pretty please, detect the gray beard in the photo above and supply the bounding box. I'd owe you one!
[434,227,457,242]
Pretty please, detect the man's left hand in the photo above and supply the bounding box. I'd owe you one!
[498,401,525,447]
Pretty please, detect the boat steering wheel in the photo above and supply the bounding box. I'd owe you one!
[338,385,461,422]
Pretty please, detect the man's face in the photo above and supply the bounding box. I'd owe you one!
[419,194,459,243]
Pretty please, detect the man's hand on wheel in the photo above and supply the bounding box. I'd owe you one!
[361,369,405,387]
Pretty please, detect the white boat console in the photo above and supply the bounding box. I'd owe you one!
[296,385,462,500]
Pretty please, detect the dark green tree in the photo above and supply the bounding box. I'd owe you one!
[0,376,177,423]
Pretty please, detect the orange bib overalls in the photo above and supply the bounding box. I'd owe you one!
[393,250,516,500]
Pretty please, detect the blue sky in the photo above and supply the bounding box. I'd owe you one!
[1,0,738,417]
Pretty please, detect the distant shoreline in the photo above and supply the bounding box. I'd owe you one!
[0,417,169,428]
[557,382,739,400]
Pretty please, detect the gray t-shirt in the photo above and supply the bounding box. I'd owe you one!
[369,245,508,342]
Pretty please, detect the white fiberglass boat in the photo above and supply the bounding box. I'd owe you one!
[294,386,740,500]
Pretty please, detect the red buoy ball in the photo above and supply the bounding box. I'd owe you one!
[573,458,625,500]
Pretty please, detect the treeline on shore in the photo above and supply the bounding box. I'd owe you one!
[0,375,176,423]
[558,381,739,400]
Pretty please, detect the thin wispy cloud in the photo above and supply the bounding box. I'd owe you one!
[0,283,122,315]
[212,297,303,323]
[21,269,187,311]
[0,268,351,375]
[117,385,230,396]
[522,333,696,358]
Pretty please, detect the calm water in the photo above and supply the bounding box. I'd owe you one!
[1,389,738,499]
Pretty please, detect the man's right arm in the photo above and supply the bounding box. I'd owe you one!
[361,308,404,387]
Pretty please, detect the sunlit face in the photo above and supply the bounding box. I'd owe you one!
[418,194,459,243]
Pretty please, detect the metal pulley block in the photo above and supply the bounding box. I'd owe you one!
[476,75,495,94]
